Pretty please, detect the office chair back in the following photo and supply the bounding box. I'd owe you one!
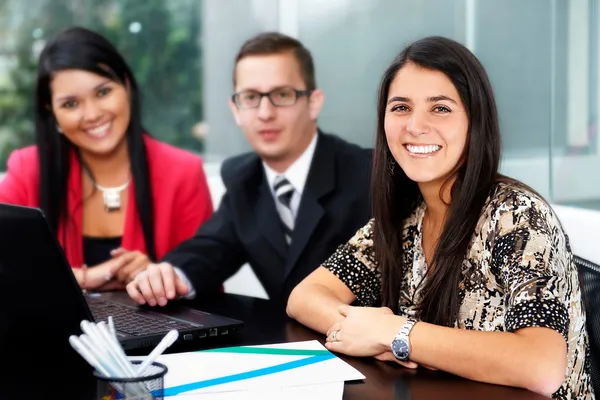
[575,254,600,395]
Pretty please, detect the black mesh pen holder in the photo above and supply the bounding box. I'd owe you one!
[94,361,168,400]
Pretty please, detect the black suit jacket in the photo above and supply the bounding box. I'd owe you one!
[163,131,372,302]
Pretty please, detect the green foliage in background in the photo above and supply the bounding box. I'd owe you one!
[0,0,204,169]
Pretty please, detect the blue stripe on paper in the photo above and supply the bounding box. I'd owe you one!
[162,353,335,397]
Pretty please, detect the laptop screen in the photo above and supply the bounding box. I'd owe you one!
[0,203,96,398]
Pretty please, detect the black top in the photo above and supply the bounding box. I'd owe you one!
[83,236,122,266]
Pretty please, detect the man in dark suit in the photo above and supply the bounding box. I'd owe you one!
[126,32,372,305]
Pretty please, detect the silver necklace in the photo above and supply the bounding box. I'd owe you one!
[82,166,130,212]
[94,179,130,212]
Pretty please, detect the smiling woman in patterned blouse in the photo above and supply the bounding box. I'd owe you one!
[286,36,594,399]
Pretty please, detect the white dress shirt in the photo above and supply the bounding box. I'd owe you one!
[176,132,319,299]
[262,132,318,219]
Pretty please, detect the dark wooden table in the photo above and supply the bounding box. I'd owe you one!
[171,293,548,400]
[8,291,547,399]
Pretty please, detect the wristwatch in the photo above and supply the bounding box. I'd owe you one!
[391,317,418,362]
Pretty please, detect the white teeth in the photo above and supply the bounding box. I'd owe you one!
[87,122,111,136]
[406,144,441,154]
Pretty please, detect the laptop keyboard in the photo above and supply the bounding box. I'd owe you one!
[87,297,198,336]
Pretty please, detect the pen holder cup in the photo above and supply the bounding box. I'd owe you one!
[95,361,168,400]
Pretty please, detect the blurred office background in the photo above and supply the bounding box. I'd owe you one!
[0,0,598,211]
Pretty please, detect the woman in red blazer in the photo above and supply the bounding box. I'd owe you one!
[0,27,213,291]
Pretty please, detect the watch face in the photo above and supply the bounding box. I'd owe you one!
[392,339,409,361]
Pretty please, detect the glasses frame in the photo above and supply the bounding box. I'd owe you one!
[231,87,312,109]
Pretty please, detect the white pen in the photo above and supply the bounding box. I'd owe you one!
[97,322,139,378]
[96,323,149,395]
[81,321,131,377]
[73,334,126,394]
[108,316,117,339]
[79,333,126,378]
[137,329,179,376]
[81,321,147,396]
[69,335,112,377]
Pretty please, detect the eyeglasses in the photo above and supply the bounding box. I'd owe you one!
[231,87,312,109]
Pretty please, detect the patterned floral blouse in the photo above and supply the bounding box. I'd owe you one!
[323,182,594,399]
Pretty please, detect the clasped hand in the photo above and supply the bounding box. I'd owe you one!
[324,305,419,369]
[75,248,151,291]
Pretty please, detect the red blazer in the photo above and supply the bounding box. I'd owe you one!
[0,135,213,267]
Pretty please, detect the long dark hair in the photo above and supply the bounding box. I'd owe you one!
[35,26,156,261]
[372,36,502,327]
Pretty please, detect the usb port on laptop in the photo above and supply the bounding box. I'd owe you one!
[209,328,218,337]
[198,332,207,338]
[221,329,229,335]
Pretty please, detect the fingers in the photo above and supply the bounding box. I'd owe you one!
[125,265,159,306]
[126,276,146,304]
[324,340,344,353]
[325,328,342,343]
[129,270,152,305]
[374,352,419,369]
[125,263,185,307]
[142,263,165,306]
[97,279,126,292]
[173,270,190,298]
[84,252,142,290]
[374,352,392,362]
[104,252,137,278]
[86,263,118,289]
[110,247,127,257]
[325,323,343,353]
[115,251,150,283]
[158,263,179,300]
[381,307,394,314]
[398,360,419,369]
[326,323,341,339]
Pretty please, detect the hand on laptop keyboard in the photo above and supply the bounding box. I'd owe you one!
[126,262,189,307]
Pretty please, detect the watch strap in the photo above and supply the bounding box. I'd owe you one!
[397,317,418,340]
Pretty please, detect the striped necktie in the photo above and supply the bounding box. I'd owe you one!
[273,175,295,244]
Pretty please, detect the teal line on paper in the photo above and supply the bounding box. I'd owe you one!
[162,353,335,397]
[202,346,330,356]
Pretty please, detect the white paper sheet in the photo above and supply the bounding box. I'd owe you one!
[131,340,364,398]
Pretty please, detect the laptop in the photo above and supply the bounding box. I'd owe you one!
[0,202,244,397]
[0,201,243,344]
